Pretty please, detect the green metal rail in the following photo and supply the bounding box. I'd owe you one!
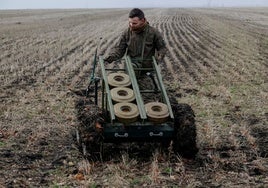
[152,56,174,119]
[124,56,147,120]
[99,56,116,122]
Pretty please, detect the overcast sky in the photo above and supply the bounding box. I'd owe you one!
[1,0,268,9]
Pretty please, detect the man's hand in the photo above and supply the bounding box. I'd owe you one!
[104,56,113,64]
[157,53,165,62]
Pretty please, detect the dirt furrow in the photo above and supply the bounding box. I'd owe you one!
[169,14,208,82]
[164,19,194,84]
[153,16,176,81]
[174,13,213,79]
[193,11,267,79]
[181,13,236,66]
[177,12,221,71]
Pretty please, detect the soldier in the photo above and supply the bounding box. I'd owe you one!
[104,8,167,69]
[104,8,167,102]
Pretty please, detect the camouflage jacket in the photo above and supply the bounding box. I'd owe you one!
[105,23,167,67]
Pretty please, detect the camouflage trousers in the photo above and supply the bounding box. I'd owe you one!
[131,62,161,103]
[137,75,161,104]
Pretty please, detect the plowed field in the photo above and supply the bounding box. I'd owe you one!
[0,8,267,187]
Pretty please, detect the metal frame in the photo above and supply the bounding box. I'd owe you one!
[152,56,174,119]
[98,55,175,142]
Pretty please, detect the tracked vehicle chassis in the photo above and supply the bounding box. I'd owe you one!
[75,56,198,159]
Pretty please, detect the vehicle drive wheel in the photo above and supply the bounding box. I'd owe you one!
[171,101,198,158]
[75,98,104,159]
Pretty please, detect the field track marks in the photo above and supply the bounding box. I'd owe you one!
[192,10,268,80]
[163,20,193,84]
[69,20,127,88]
[173,13,214,80]
[181,11,252,82]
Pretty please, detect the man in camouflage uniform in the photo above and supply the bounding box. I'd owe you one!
[104,8,167,68]
[104,8,167,102]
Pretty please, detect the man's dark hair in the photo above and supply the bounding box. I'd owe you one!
[129,8,145,19]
